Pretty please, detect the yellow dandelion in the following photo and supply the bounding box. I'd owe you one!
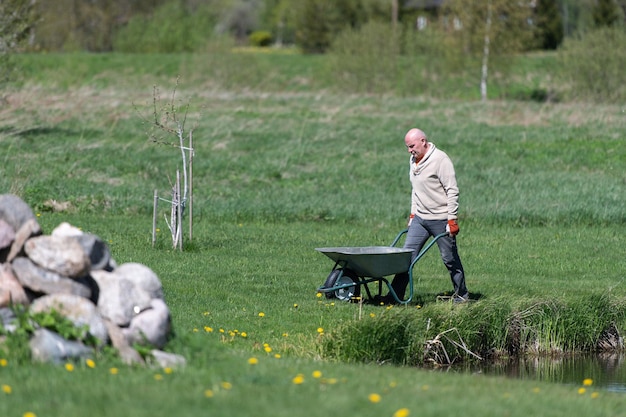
[156,228,160,232]
[330,302,335,306]
[65,363,74,372]
[578,387,586,395]
[154,374,163,381]
[389,381,398,388]
[202,311,210,316]
[293,304,298,308]
[386,305,393,310]
[164,367,173,374]
[326,378,338,384]
[368,393,381,403]
[282,332,289,337]
[317,327,324,334]
[292,374,305,385]
[204,326,213,332]
[219,328,225,333]
[248,357,259,365]
[369,313,376,318]
[0,358,7,366]
[228,331,235,337]
[193,328,199,332]
[86,359,96,368]
[109,367,119,375]
[393,408,410,417]
[204,389,214,398]
[2,384,12,394]
[23,412,37,417]
[274,353,281,359]
[240,332,247,338]
[316,292,322,298]
[221,381,232,390]
[258,312,265,317]
[312,370,322,379]
[264,345,272,353]
[591,392,600,399]
[532,387,540,393]
[583,378,593,386]
[416,305,422,309]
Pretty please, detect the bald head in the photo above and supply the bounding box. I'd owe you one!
[404,128,429,161]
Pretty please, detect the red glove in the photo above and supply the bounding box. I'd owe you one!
[446,219,460,236]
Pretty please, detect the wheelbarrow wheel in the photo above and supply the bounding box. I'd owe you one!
[322,269,360,302]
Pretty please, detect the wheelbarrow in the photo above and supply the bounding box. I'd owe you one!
[316,229,448,304]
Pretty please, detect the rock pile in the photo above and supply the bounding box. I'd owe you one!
[0,194,184,368]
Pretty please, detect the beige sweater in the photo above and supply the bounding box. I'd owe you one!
[409,143,459,221]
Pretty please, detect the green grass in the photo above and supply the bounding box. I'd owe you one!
[0,52,625,416]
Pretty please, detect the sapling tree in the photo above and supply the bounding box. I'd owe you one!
[137,78,195,250]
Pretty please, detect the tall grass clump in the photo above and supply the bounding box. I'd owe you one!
[320,293,626,365]
[557,27,626,103]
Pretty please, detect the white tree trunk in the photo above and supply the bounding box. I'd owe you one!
[480,1,493,102]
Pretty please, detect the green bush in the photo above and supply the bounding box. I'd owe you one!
[557,27,626,103]
[249,31,273,47]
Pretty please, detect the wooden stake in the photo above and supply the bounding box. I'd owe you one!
[152,189,158,247]
[189,131,193,241]
[177,170,183,251]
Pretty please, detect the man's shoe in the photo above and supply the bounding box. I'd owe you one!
[453,293,470,304]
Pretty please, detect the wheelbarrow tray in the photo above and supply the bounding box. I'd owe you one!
[315,246,414,278]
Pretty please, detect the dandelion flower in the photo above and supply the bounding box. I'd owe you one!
[326,378,338,384]
[248,357,259,365]
[317,327,324,334]
[203,311,210,316]
[274,354,281,359]
[2,384,12,394]
[0,358,7,366]
[86,359,96,368]
[282,332,289,337]
[316,292,322,298]
[583,378,593,386]
[258,312,265,317]
[532,387,540,393]
[219,328,225,333]
[312,370,322,379]
[292,374,305,385]
[65,363,74,372]
[110,368,119,375]
[154,374,163,381]
[293,304,298,308]
[368,393,381,403]
[578,388,586,395]
[264,346,272,353]
[221,382,232,390]
[164,367,173,374]
[591,392,600,399]
[369,313,376,318]
[23,412,37,417]
[204,326,213,332]
[240,332,247,338]
[204,389,214,398]
[393,408,410,417]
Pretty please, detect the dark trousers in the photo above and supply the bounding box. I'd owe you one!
[390,216,467,299]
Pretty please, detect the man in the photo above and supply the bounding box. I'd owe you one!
[382,128,469,304]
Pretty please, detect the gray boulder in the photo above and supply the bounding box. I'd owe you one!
[29,328,93,364]
[123,298,171,349]
[24,235,90,278]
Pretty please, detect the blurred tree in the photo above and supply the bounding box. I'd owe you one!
[0,0,38,86]
[442,0,534,101]
[534,0,564,49]
[592,0,622,27]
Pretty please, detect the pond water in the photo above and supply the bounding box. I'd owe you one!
[439,353,626,393]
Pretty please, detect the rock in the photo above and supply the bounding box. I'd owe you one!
[150,350,186,369]
[0,262,29,308]
[0,307,18,333]
[24,235,90,278]
[116,263,164,300]
[11,257,92,299]
[0,219,15,250]
[103,319,145,366]
[76,234,112,271]
[7,219,42,262]
[0,194,37,231]
[91,269,152,327]
[51,222,83,237]
[30,293,109,346]
[29,328,93,364]
[123,298,171,349]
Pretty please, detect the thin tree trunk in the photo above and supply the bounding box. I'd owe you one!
[480,0,493,102]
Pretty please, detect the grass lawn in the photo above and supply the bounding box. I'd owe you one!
[0,52,625,416]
